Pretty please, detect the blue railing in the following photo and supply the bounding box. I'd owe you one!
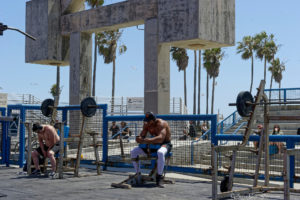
[2,103,107,168]
[103,114,218,171]
[264,87,300,102]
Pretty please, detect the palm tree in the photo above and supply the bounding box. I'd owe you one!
[96,30,127,113]
[197,50,201,115]
[254,31,278,83]
[269,58,285,101]
[86,0,105,97]
[203,48,224,114]
[193,50,197,114]
[236,36,255,93]
[170,47,189,107]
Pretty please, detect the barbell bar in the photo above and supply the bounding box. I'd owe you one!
[229,91,300,117]
[41,97,98,118]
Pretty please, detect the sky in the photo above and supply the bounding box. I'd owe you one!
[0,0,300,117]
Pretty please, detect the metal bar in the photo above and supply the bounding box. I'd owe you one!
[74,116,86,177]
[211,145,218,200]
[268,116,300,121]
[24,123,32,175]
[286,140,295,188]
[263,93,270,187]
[229,101,300,106]
[253,130,264,187]
[58,123,64,179]
[0,116,16,122]
[214,145,255,153]
[19,107,26,168]
[283,148,290,200]
[228,150,237,191]
[102,106,108,170]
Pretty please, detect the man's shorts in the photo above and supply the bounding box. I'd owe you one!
[36,142,60,158]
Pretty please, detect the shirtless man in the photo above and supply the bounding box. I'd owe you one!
[31,123,60,176]
[130,112,172,187]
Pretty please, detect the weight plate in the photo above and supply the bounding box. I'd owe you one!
[81,97,97,117]
[236,91,254,117]
[41,98,54,117]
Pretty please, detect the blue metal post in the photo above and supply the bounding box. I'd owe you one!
[284,89,287,102]
[0,108,6,164]
[220,121,224,134]
[102,105,108,170]
[6,107,12,167]
[286,140,295,188]
[19,107,26,168]
[62,108,68,126]
[211,115,218,146]
[232,112,236,126]
[2,121,7,165]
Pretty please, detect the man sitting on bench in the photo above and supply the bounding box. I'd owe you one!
[131,112,172,187]
[31,123,60,176]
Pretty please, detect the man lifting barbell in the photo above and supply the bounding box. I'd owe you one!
[31,123,60,177]
[130,112,172,187]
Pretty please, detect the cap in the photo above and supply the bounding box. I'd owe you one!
[143,112,156,122]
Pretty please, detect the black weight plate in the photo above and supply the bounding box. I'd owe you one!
[41,98,54,117]
[236,91,254,117]
[81,97,97,117]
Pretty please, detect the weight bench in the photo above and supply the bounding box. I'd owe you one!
[111,144,174,189]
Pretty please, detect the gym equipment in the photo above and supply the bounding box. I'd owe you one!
[0,22,36,40]
[41,97,99,118]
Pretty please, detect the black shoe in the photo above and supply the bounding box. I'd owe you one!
[31,169,41,176]
[156,174,164,188]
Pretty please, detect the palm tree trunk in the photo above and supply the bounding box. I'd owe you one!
[193,50,197,114]
[92,35,97,97]
[197,50,201,115]
[211,77,215,114]
[250,55,254,93]
[269,75,273,101]
[279,81,281,101]
[184,68,187,107]
[206,72,209,115]
[111,58,116,114]
[264,56,267,83]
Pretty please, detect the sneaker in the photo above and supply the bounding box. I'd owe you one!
[156,174,164,188]
[49,171,56,177]
[31,169,41,175]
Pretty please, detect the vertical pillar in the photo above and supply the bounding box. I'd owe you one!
[144,18,170,114]
[69,32,92,137]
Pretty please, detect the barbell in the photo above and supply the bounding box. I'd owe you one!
[41,97,98,118]
[229,91,300,117]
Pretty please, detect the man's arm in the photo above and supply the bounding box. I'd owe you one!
[144,128,166,144]
[136,124,148,143]
[38,134,46,157]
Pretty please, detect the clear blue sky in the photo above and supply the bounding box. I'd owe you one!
[0,1,299,117]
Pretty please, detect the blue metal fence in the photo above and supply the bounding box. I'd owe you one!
[265,87,300,102]
[2,103,107,168]
[0,107,6,164]
[102,114,217,173]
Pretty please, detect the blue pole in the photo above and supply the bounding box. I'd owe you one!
[220,121,224,134]
[284,89,287,102]
[191,142,194,165]
[0,108,6,164]
[62,108,68,126]
[286,140,295,188]
[6,107,12,167]
[102,105,108,170]
[19,107,26,168]
[211,115,218,146]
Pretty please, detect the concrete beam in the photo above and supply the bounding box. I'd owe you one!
[61,0,85,14]
[144,18,170,114]
[158,0,235,49]
[25,0,69,66]
[61,0,158,35]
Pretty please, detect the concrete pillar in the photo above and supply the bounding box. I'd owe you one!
[144,18,170,115]
[69,32,92,138]
[69,32,92,104]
